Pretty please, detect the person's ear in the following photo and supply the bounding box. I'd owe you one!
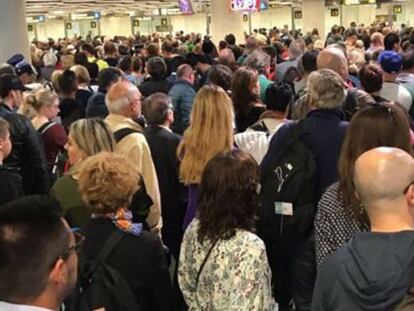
[49,258,67,285]
[406,185,414,206]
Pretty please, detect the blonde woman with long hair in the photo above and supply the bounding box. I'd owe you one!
[177,84,234,229]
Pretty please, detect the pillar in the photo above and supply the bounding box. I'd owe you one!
[0,0,30,63]
[210,0,248,45]
[302,0,326,39]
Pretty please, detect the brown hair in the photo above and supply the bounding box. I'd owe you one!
[338,102,413,220]
[197,149,259,242]
[231,66,260,115]
[78,152,139,214]
[0,117,9,139]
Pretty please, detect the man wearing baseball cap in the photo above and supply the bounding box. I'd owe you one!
[378,50,412,111]
[0,74,48,195]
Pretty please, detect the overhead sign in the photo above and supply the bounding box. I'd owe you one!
[393,5,402,14]
[70,12,101,21]
[294,10,302,19]
[26,15,45,23]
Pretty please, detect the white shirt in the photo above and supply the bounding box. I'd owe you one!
[0,301,54,311]
[379,81,412,111]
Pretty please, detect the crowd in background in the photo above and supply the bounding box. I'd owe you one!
[3,19,414,311]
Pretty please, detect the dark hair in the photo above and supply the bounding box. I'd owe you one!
[384,32,400,50]
[146,43,160,58]
[118,45,130,56]
[219,40,228,50]
[58,70,78,94]
[301,50,319,74]
[147,56,167,79]
[402,49,414,70]
[197,150,259,242]
[359,63,383,93]
[265,82,294,113]
[0,196,68,302]
[143,92,171,125]
[103,41,117,55]
[86,62,99,81]
[225,33,236,45]
[97,67,121,93]
[81,43,96,57]
[208,65,234,92]
[161,41,173,53]
[231,66,260,115]
[118,55,133,73]
[338,103,413,221]
[132,56,142,72]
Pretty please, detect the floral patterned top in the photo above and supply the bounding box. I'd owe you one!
[178,219,276,310]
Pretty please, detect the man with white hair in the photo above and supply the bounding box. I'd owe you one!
[312,147,414,311]
[105,81,161,233]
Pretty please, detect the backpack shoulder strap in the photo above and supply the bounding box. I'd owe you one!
[113,127,142,143]
[96,230,125,262]
[38,121,56,135]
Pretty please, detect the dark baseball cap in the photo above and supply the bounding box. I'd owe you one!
[15,61,36,76]
[6,54,24,67]
[379,50,403,74]
[0,74,30,98]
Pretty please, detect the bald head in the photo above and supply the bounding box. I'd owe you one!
[317,47,349,81]
[354,147,414,212]
[105,81,140,116]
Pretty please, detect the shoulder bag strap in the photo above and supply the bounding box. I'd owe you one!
[113,127,142,143]
[38,121,56,135]
[196,237,220,289]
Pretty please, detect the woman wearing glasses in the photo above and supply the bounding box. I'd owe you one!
[315,102,414,269]
[77,151,171,311]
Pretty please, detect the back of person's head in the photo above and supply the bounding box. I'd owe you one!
[176,63,193,80]
[106,81,139,114]
[70,64,90,85]
[68,118,115,158]
[143,92,172,125]
[58,69,77,94]
[146,43,160,58]
[300,50,319,75]
[78,152,139,215]
[354,147,414,214]
[0,73,26,99]
[379,50,403,74]
[231,66,259,114]
[74,51,88,67]
[289,39,306,59]
[60,55,75,71]
[118,44,130,56]
[86,62,99,82]
[161,40,174,54]
[208,64,234,92]
[0,196,76,304]
[132,56,142,73]
[0,63,15,75]
[197,149,259,242]
[243,50,271,75]
[178,85,234,184]
[26,88,58,112]
[218,48,236,67]
[359,63,383,93]
[43,52,58,67]
[146,56,167,79]
[402,49,414,71]
[103,41,117,56]
[50,70,63,93]
[371,32,384,46]
[118,55,133,73]
[384,32,400,50]
[81,43,95,56]
[265,81,294,113]
[339,103,413,216]
[225,33,236,45]
[307,68,346,109]
[97,67,121,93]
[317,47,348,81]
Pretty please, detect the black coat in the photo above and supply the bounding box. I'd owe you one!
[0,166,23,206]
[144,125,187,259]
[82,218,172,311]
[0,103,48,195]
[138,78,171,98]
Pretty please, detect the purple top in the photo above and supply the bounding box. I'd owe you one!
[182,184,198,230]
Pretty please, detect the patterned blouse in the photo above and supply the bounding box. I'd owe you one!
[315,182,370,269]
[178,219,276,310]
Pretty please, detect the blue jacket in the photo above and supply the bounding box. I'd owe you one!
[261,108,348,201]
[168,80,196,135]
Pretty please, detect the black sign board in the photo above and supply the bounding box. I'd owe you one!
[90,21,97,28]
[331,8,339,17]
[133,20,140,27]
[294,11,302,19]
[66,23,72,30]
[28,24,33,32]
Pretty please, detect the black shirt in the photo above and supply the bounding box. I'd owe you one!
[0,166,23,206]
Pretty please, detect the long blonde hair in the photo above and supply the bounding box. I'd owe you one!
[177,85,234,184]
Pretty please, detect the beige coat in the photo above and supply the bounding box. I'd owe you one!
[105,113,162,232]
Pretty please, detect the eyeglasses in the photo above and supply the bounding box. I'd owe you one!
[50,232,84,267]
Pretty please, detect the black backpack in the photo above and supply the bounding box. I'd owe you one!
[258,120,317,241]
[66,230,142,311]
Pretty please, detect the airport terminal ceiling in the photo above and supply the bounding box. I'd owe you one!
[25,0,305,17]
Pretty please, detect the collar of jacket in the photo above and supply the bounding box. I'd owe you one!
[174,79,193,87]
[106,113,144,131]
[0,102,12,112]
[307,107,346,121]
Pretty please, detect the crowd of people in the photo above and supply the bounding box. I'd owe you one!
[3,20,414,311]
